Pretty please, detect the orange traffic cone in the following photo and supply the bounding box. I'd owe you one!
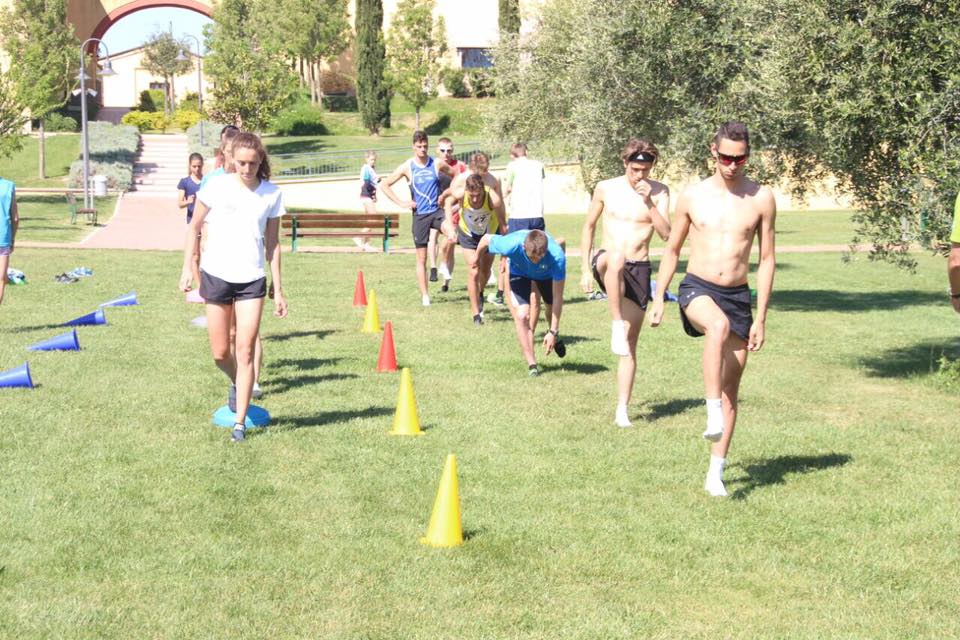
[377,321,398,372]
[420,453,463,548]
[353,270,367,307]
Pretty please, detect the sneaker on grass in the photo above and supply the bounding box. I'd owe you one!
[231,424,246,443]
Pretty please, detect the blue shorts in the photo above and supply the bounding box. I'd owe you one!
[509,275,553,307]
[507,217,546,233]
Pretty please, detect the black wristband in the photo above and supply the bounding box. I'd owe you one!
[952,292,960,299]
[548,329,558,337]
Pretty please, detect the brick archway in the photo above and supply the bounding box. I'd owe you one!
[66,0,213,55]
[89,0,212,45]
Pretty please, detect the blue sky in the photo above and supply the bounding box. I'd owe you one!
[100,8,212,56]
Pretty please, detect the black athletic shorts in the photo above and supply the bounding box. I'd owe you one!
[591,250,652,310]
[507,217,546,233]
[457,228,486,250]
[677,272,753,342]
[509,275,553,307]
[412,210,445,248]
[199,270,267,304]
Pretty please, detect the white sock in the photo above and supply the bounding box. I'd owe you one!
[705,455,727,496]
[438,263,450,280]
[615,404,632,428]
[610,320,629,356]
[421,294,431,306]
[703,398,723,440]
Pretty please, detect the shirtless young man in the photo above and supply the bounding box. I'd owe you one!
[379,130,455,305]
[443,173,506,324]
[430,137,467,289]
[580,139,671,428]
[649,121,776,497]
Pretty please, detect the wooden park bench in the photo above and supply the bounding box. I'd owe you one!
[15,188,97,225]
[282,211,401,253]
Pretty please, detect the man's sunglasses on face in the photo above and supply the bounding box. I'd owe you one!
[716,152,748,166]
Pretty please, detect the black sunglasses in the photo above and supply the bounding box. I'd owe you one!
[716,152,748,166]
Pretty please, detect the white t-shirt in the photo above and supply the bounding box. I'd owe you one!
[197,173,285,283]
[504,156,545,219]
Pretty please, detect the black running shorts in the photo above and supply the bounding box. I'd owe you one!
[677,272,753,342]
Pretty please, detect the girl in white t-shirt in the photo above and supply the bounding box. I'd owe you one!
[179,132,288,443]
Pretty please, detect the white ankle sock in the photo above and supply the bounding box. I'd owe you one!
[705,455,727,496]
[704,398,723,440]
[615,404,632,428]
[421,294,431,306]
[708,454,726,477]
[610,320,629,356]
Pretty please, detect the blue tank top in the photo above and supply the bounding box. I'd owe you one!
[409,157,440,216]
[0,179,14,247]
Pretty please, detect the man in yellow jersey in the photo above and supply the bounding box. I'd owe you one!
[950,193,960,314]
[443,173,506,325]
[580,138,671,428]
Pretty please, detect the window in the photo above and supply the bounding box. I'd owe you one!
[149,81,168,91]
[458,48,493,69]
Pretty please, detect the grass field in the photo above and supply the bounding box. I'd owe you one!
[13,195,117,244]
[0,244,957,638]
[0,134,81,188]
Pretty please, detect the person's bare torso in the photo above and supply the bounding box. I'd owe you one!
[685,177,766,286]
[599,176,666,261]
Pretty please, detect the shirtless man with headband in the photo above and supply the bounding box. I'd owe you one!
[649,121,776,497]
[581,139,670,427]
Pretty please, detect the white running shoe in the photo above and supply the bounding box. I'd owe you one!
[437,264,451,281]
[610,320,630,357]
[421,294,431,307]
[252,383,263,399]
[615,406,633,428]
[704,474,728,497]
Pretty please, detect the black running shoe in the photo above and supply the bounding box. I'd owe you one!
[554,339,567,358]
[473,314,483,326]
[441,280,450,293]
[494,290,505,305]
[228,384,237,413]
[231,424,246,443]
[429,267,438,282]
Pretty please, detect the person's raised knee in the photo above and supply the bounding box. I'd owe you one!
[708,315,730,338]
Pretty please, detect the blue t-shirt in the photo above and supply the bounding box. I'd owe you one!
[488,230,566,281]
[409,157,440,216]
[177,176,202,222]
[200,167,225,189]
[0,179,14,248]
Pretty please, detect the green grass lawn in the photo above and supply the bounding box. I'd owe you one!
[0,134,80,188]
[14,194,117,244]
[0,246,957,638]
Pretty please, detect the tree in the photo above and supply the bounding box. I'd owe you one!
[356,0,391,133]
[272,0,351,105]
[755,0,960,267]
[141,31,193,115]
[0,71,27,159]
[0,0,77,178]
[498,0,520,35]
[203,0,297,131]
[386,0,447,130]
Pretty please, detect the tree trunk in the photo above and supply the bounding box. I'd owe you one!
[38,119,46,179]
[415,107,421,131]
[299,57,305,88]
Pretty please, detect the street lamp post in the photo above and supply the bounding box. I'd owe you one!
[77,38,116,209]
[177,35,204,146]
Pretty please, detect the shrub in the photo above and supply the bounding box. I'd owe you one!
[271,102,327,136]
[138,89,165,112]
[68,122,140,190]
[172,109,201,131]
[320,95,358,112]
[442,68,469,98]
[466,68,495,98]
[121,110,170,132]
[179,92,201,112]
[42,113,78,132]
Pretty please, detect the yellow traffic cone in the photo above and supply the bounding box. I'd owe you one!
[390,368,423,436]
[361,289,381,333]
[420,453,463,548]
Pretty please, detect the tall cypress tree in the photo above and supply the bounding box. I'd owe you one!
[498,0,520,34]
[356,0,390,134]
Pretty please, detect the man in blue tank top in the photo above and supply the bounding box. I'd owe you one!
[380,130,456,306]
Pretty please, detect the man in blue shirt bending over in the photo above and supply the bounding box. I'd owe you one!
[475,229,567,376]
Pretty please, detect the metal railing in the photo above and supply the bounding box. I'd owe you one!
[271,141,577,181]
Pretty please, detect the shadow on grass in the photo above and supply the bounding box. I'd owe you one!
[270,357,344,370]
[8,323,71,333]
[729,453,852,500]
[552,334,596,346]
[859,338,960,379]
[425,115,451,136]
[637,397,701,421]
[273,405,393,430]
[540,361,608,375]
[265,372,358,394]
[770,289,942,313]
[263,329,335,342]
